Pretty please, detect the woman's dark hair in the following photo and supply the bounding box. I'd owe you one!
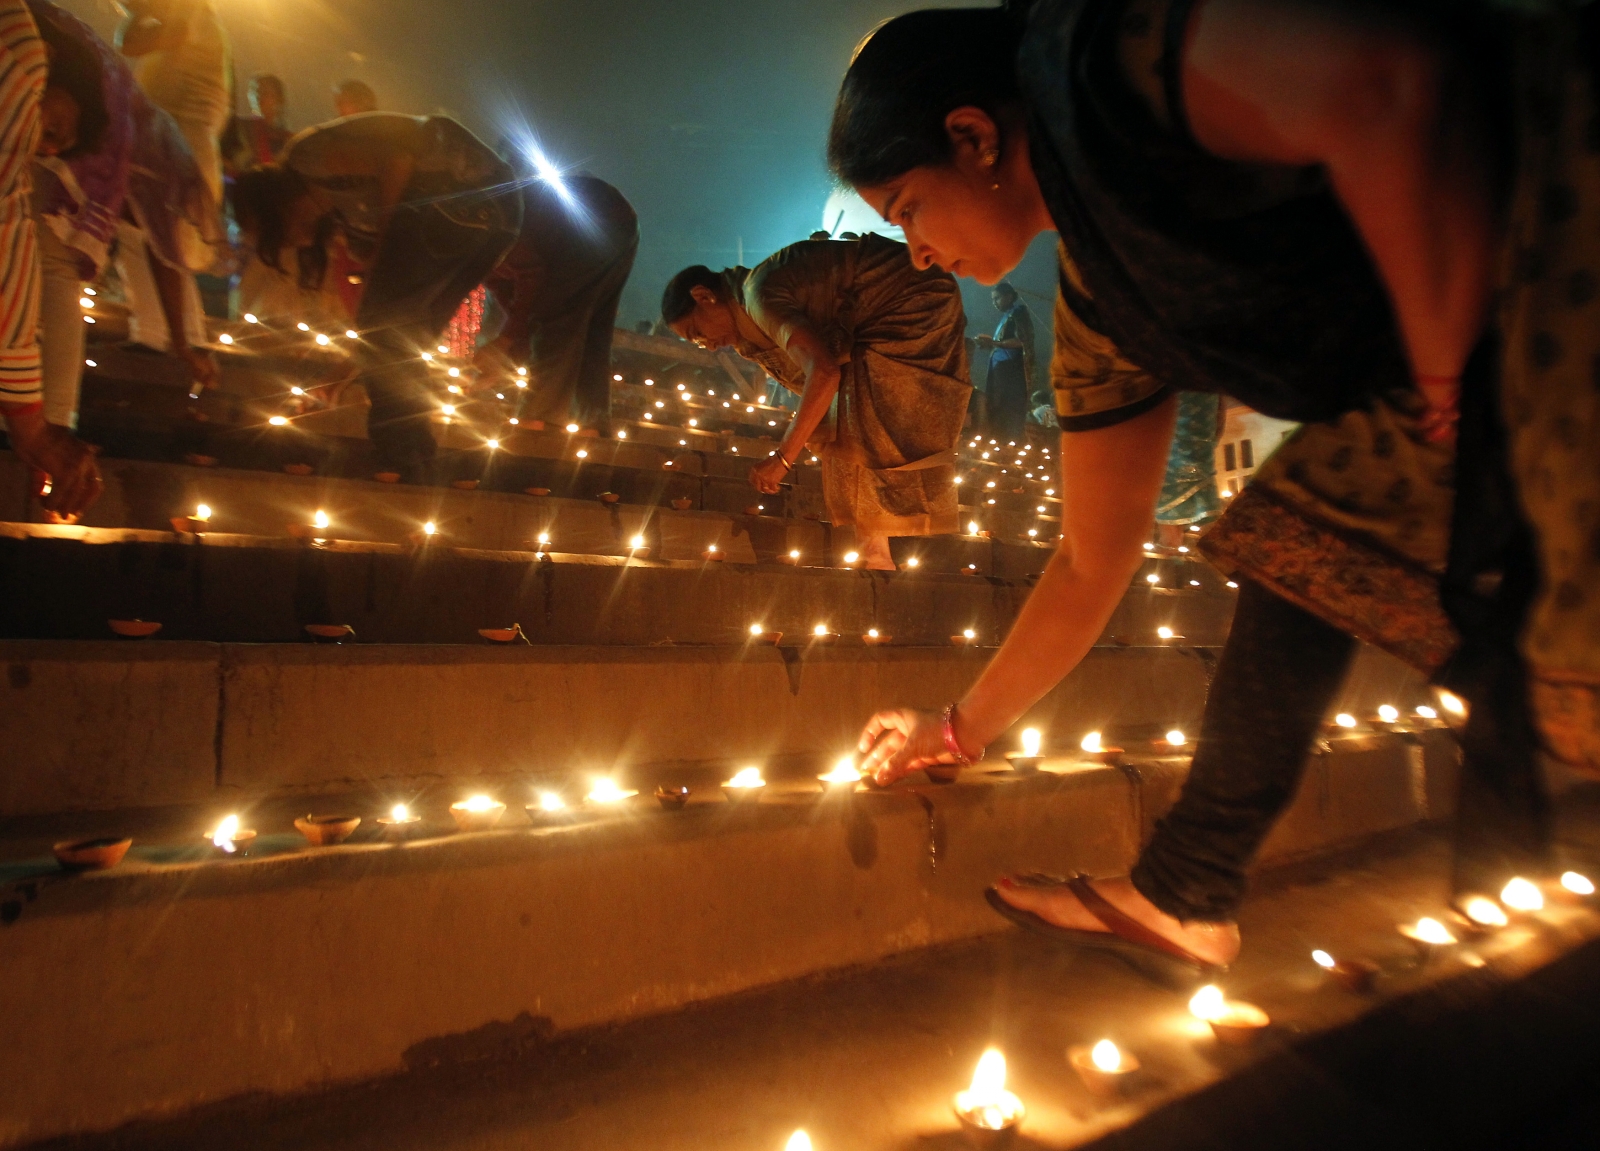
[828,5,1028,188]
[228,164,328,289]
[661,265,726,324]
[34,10,110,159]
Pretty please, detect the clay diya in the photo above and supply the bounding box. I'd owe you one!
[952,1049,1025,1148]
[655,785,692,811]
[374,471,401,484]
[747,625,783,646]
[744,505,764,516]
[294,814,361,846]
[304,624,355,642]
[108,619,162,639]
[670,497,694,511]
[451,479,480,491]
[598,491,621,504]
[1077,732,1126,765]
[722,767,766,804]
[1206,1000,1272,1047]
[282,463,314,476]
[449,796,506,832]
[206,815,256,857]
[1312,949,1379,992]
[526,792,576,826]
[53,836,132,871]
[585,779,639,808]
[925,763,962,784]
[862,630,893,645]
[170,513,211,535]
[1068,1040,1140,1098]
[808,626,839,643]
[951,629,979,646]
[183,453,218,468]
[1005,728,1045,775]
[525,487,552,496]
[818,758,863,795]
[704,544,726,561]
[478,624,528,644]
[377,804,422,837]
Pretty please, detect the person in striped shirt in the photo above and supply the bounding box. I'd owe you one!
[0,0,100,517]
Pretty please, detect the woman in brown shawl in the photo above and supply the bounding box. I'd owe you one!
[663,234,971,569]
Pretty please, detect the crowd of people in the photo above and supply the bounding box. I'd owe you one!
[3,0,1598,978]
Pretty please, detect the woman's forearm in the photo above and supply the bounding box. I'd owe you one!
[780,328,843,462]
[956,395,1176,753]
[955,541,1145,752]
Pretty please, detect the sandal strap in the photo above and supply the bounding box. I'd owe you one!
[1067,875,1211,968]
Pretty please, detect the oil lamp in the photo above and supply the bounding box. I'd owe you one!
[449,795,506,833]
[1189,984,1271,1046]
[1500,876,1544,913]
[862,628,892,645]
[723,766,766,804]
[1069,1039,1139,1096]
[953,1048,1024,1145]
[207,813,256,856]
[818,756,862,794]
[1005,728,1043,774]
[378,802,421,838]
[1079,731,1125,765]
[586,778,638,806]
[1312,948,1378,992]
[952,627,978,646]
[748,622,783,645]
[1399,916,1456,960]
[527,790,576,826]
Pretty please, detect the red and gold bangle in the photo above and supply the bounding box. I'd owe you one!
[941,702,978,766]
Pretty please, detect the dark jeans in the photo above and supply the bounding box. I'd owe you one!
[357,196,521,477]
[986,356,1029,442]
[523,237,638,429]
[1131,577,1553,922]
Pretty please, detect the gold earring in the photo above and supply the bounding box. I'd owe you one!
[981,148,1001,191]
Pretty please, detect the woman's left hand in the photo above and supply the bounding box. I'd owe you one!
[749,455,788,495]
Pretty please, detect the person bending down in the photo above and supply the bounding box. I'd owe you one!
[478,165,637,434]
[229,113,522,479]
[663,235,971,570]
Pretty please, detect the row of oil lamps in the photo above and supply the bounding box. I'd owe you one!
[771,870,1596,1149]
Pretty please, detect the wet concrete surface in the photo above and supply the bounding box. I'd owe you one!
[25,793,1600,1151]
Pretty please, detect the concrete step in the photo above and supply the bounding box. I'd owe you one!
[0,523,1227,644]
[0,635,1427,819]
[0,728,1469,1148]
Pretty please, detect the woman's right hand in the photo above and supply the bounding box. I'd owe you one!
[857,708,958,786]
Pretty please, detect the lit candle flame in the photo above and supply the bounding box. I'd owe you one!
[1090,1039,1122,1072]
[968,521,979,535]
[1437,691,1467,717]
[629,534,646,549]
[1081,731,1103,753]
[422,521,437,536]
[785,1134,812,1151]
[820,757,861,783]
[1377,704,1399,723]
[1335,713,1357,728]
[814,623,829,636]
[1189,985,1225,1021]
[1464,897,1508,927]
[954,1048,1023,1130]
[750,623,765,636]
[788,549,801,560]
[313,510,330,530]
[728,767,765,789]
[1415,705,1438,719]
[1561,871,1595,896]
[211,813,241,852]
[537,791,566,812]
[1501,877,1544,912]
[1312,949,1336,969]
[963,628,976,640]
[390,803,410,822]
[866,628,880,638]
[194,504,211,521]
[1020,728,1041,757]
[458,795,497,813]
[1146,573,1160,584]
[586,779,633,804]
[843,551,860,565]
[1166,729,1187,747]
[1157,626,1175,640]
[1412,917,1455,945]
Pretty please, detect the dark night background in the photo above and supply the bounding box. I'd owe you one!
[60,0,1057,356]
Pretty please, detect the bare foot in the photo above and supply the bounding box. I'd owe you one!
[995,875,1241,967]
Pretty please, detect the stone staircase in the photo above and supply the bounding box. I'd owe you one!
[0,321,1471,1149]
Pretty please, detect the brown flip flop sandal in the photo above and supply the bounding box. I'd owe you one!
[984,873,1225,988]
